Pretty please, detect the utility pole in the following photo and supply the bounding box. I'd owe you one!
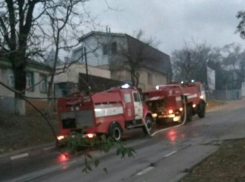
[106,26,112,70]
[84,46,88,84]
[83,46,90,95]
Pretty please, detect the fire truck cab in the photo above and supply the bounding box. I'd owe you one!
[57,84,153,141]
[143,81,206,124]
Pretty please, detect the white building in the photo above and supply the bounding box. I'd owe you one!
[72,31,172,91]
[0,59,52,113]
[54,62,112,97]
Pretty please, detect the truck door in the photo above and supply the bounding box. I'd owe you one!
[132,91,143,120]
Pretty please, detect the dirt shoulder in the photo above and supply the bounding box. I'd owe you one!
[206,100,225,110]
[181,139,245,182]
[0,112,58,154]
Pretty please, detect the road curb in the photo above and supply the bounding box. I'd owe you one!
[167,173,188,182]
[0,143,55,162]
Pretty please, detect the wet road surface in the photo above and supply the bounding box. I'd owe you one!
[1,100,245,182]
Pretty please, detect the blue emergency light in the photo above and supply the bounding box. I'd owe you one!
[121,83,130,89]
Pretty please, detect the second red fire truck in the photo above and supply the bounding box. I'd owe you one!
[143,81,206,124]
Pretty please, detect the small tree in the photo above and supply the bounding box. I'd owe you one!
[43,0,92,113]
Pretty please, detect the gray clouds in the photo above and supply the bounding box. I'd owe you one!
[86,0,245,54]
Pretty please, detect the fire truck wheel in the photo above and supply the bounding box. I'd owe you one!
[109,123,122,141]
[143,116,152,134]
[198,102,206,118]
[187,106,193,122]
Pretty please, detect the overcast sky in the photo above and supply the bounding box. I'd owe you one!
[85,0,245,55]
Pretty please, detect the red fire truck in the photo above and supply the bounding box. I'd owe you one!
[143,81,206,124]
[56,84,153,141]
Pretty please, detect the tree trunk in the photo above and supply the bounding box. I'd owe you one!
[131,70,136,86]
[45,45,59,114]
[12,52,27,115]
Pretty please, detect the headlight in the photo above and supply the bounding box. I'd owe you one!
[168,110,173,114]
[152,113,157,118]
[57,135,65,141]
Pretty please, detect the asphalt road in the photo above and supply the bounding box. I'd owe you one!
[1,100,245,182]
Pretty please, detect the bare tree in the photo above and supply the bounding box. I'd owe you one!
[172,43,195,81]
[235,10,245,79]
[43,0,91,113]
[0,0,48,114]
[172,41,221,89]
[0,0,138,173]
[237,11,245,39]
[222,43,245,88]
[112,30,161,87]
[0,0,103,114]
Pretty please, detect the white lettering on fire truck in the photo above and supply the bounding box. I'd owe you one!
[150,97,160,100]
[94,106,123,118]
[128,108,132,116]
[84,96,90,102]
[187,94,198,99]
[176,96,181,101]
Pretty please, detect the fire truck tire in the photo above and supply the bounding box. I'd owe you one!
[143,116,153,134]
[109,123,123,141]
[198,102,206,118]
[187,105,193,122]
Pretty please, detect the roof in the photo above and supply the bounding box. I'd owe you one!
[27,59,52,70]
[125,35,171,76]
[0,53,52,71]
[79,31,126,42]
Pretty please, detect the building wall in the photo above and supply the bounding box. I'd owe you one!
[0,62,51,113]
[0,67,50,98]
[138,68,167,91]
[54,63,111,84]
[54,63,112,97]
[72,34,128,67]
[72,32,171,92]
[111,67,167,91]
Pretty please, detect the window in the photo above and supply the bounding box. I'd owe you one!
[133,92,141,102]
[26,72,34,91]
[124,93,131,103]
[40,74,47,93]
[111,42,117,54]
[148,72,153,85]
[103,44,108,55]
[8,70,14,88]
[102,42,117,55]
